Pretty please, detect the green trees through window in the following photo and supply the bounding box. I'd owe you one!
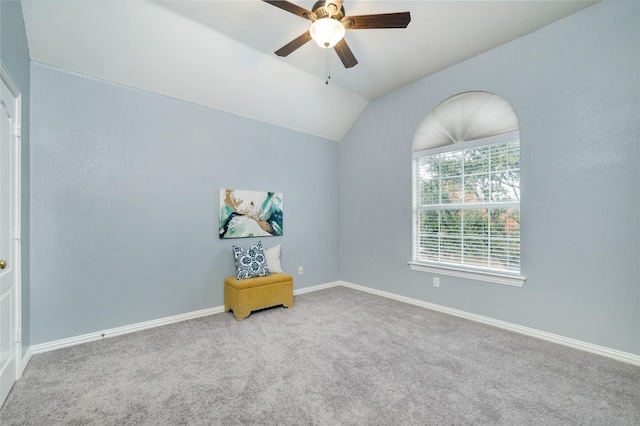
[413,138,520,273]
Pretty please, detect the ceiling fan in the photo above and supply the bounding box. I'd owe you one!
[263,0,411,68]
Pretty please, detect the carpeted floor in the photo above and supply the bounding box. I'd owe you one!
[1,286,639,425]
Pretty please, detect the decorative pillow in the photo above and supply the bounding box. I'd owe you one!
[232,241,270,280]
[265,244,284,273]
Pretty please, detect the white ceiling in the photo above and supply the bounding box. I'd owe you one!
[20,0,598,141]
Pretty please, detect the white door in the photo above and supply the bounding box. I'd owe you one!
[0,65,21,407]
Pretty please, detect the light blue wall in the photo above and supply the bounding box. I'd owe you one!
[340,0,640,354]
[29,62,339,344]
[1,0,31,354]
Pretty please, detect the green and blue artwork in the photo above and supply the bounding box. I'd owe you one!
[219,189,283,239]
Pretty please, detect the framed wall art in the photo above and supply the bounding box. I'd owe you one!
[219,189,283,239]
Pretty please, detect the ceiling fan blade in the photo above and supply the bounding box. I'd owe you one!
[262,0,313,20]
[334,39,358,68]
[275,31,312,57]
[343,12,411,29]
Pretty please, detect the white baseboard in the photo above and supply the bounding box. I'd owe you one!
[294,281,341,295]
[30,306,225,356]
[24,280,639,370]
[26,282,341,360]
[338,280,640,367]
[20,347,32,377]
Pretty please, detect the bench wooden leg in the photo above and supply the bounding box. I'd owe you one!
[232,309,251,321]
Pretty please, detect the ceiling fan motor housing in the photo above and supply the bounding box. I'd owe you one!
[311,1,346,21]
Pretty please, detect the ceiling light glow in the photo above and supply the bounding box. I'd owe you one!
[310,18,345,49]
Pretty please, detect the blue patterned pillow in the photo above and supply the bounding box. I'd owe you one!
[232,241,271,280]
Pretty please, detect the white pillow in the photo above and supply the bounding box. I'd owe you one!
[265,244,284,273]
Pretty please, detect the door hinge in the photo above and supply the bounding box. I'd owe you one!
[14,226,21,240]
[12,123,21,139]
[16,327,21,343]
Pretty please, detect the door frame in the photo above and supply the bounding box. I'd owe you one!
[0,62,22,383]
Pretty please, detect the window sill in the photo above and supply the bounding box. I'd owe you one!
[407,262,525,287]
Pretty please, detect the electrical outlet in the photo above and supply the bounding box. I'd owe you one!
[433,277,440,287]
[298,266,304,275]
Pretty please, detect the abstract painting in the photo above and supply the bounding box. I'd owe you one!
[219,189,283,239]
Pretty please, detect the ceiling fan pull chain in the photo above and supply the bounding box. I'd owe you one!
[325,46,331,85]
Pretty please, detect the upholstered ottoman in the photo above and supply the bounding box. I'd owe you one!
[224,273,293,320]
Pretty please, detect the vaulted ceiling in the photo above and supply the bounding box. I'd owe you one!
[20,0,598,141]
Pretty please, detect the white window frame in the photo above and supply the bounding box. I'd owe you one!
[408,131,525,287]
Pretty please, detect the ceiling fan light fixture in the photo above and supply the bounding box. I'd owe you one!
[309,17,345,49]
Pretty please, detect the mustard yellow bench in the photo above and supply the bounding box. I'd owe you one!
[224,273,293,320]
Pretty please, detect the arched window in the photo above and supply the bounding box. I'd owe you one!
[410,91,525,286]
